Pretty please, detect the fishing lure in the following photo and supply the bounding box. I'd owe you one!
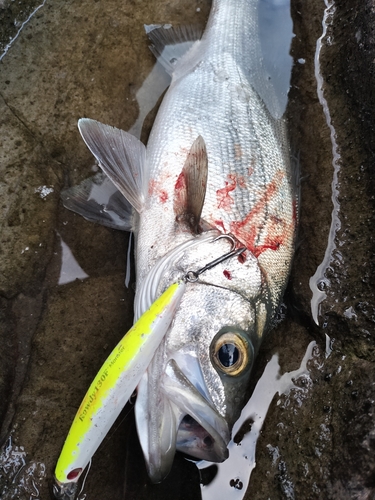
[54,280,186,497]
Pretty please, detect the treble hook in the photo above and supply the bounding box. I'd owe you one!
[184,234,246,283]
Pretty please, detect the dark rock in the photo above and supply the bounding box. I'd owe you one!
[248,0,375,498]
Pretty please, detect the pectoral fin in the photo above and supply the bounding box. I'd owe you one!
[78,118,146,213]
[174,135,208,234]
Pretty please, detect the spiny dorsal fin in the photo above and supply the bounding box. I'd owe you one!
[78,118,146,213]
[174,136,208,234]
[145,24,203,75]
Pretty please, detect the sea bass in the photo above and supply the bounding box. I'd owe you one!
[63,0,296,484]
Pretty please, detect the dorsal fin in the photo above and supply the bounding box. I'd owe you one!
[78,118,146,213]
[174,136,208,234]
[145,24,203,75]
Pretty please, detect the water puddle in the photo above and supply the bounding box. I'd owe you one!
[309,0,341,324]
[198,342,316,498]
[58,233,89,285]
[128,62,171,139]
[258,0,293,114]
[0,437,46,500]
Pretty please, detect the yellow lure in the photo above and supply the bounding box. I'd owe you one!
[55,280,185,486]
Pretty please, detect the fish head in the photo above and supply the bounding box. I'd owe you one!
[135,234,272,482]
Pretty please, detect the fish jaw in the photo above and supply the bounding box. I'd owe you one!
[135,354,230,483]
[164,359,230,461]
[135,370,178,483]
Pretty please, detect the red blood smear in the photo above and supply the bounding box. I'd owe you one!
[216,174,237,210]
[214,219,226,232]
[148,179,157,197]
[216,174,248,211]
[159,190,168,203]
[149,180,169,204]
[238,251,247,264]
[175,171,186,191]
[67,468,82,481]
[229,171,294,257]
[174,172,186,215]
[237,175,247,188]
[223,270,232,280]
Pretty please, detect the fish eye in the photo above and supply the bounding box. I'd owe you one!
[211,332,249,376]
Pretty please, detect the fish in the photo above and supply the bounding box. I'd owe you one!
[61,0,296,484]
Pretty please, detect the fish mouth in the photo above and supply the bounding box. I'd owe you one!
[164,359,230,462]
[135,355,230,483]
[176,414,226,462]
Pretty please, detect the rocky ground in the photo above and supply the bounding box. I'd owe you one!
[0,0,374,499]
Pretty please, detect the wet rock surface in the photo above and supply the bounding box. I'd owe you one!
[249,0,375,498]
[0,0,374,499]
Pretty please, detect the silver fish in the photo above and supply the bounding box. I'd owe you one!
[64,0,296,483]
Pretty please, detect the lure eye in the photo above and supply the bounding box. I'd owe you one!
[211,332,249,376]
[67,467,82,481]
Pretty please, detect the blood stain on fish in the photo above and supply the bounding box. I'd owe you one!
[237,176,247,188]
[175,171,186,191]
[216,174,237,210]
[159,191,168,203]
[174,171,186,215]
[237,252,247,264]
[149,179,169,204]
[148,179,156,196]
[213,219,227,233]
[230,171,292,257]
[223,270,232,280]
[216,173,248,211]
